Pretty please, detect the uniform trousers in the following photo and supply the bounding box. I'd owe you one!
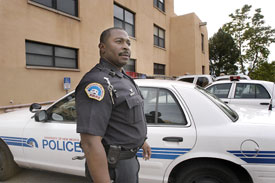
[85,156,140,183]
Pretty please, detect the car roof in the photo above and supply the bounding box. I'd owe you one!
[176,74,213,79]
[209,79,272,85]
[215,75,250,81]
[135,79,196,89]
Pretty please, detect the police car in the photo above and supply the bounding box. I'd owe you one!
[205,76,275,109]
[1,79,275,183]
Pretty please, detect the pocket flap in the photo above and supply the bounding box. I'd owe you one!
[125,95,143,109]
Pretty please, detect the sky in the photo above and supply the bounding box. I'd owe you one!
[174,0,275,62]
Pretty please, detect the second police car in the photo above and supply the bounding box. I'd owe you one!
[0,79,275,183]
[205,76,275,109]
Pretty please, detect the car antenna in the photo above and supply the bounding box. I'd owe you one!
[268,82,275,111]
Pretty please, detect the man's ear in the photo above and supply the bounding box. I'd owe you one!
[98,43,105,54]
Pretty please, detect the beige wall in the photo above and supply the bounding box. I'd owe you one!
[170,13,209,76]
[0,0,209,112]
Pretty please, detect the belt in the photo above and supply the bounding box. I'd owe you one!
[120,148,139,160]
[104,145,139,160]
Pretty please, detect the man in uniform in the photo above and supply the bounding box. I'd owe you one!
[75,27,151,183]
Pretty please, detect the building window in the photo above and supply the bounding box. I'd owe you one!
[153,0,165,12]
[154,25,165,48]
[26,41,78,69]
[154,63,165,75]
[201,33,205,52]
[124,59,136,72]
[114,4,135,37]
[30,0,78,17]
[202,65,205,74]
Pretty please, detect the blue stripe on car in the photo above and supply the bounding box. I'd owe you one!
[1,136,35,148]
[228,150,275,164]
[137,147,191,159]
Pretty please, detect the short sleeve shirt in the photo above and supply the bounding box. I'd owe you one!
[76,58,147,149]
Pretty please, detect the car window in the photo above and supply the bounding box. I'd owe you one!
[140,87,187,125]
[234,83,270,99]
[196,77,209,87]
[179,77,194,83]
[206,83,232,98]
[47,93,76,122]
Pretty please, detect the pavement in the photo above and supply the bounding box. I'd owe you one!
[0,169,87,183]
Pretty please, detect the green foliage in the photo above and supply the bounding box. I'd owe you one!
[222,4,275,76]
[209,29,239,76]
[249,61,275,82]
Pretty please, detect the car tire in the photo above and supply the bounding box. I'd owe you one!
[0,141,20,181]
[175,162,240,183]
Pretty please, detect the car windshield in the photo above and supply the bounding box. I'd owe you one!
[196,86,239,122]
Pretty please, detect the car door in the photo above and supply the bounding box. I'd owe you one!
[231,83,271,107]
[22,93,85,176]
[138,87,196,183]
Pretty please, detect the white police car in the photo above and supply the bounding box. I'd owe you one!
[205,76,275,109]
[1,79,275,183]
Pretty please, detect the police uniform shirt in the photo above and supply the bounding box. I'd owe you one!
[76,58,147,149]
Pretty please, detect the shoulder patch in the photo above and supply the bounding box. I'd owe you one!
[85,83,105,101]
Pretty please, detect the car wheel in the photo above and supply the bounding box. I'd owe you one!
[175,162,240,183]
[0,142,20,181]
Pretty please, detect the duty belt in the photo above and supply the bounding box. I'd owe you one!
[104,145,139,160]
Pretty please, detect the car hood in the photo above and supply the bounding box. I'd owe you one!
[0,107,33,122]
[230,104,275,124]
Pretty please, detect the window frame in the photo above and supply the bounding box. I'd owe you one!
[26,40,78,69]
[47,92,76,123]
[123,59,136,72]
[206,83,232,98]
[140,87,188,126]
[234,83,271,99]
[154,25,165,48]
[201,33,205,53]
[114,3,135,37]
[30,0,78,17]
[154,63,165,75]
[153,0,165,12]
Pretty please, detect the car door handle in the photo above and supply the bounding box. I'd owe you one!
[162,137,183,142]
[224,101,229,104]
[260,103,269,105]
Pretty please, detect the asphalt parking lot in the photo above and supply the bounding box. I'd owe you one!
[0,169,87,183]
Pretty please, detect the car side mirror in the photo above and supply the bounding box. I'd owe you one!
[30,103,41,113]
[34,110,48,122]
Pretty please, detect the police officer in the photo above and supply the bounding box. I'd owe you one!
[75,27,151,183]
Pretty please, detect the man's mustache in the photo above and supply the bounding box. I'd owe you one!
[119,51,130,56]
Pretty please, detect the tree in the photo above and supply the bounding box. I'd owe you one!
[222,4,275,76]
[209,29,239,76]
[249,61,275,82]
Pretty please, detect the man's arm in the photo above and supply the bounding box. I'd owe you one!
[80,133,110,183]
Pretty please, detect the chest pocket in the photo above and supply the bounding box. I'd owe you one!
[125,95,144,123]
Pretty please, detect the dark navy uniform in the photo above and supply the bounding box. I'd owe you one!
[76,58,147,182]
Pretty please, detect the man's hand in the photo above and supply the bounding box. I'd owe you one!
[141,141,151,160]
